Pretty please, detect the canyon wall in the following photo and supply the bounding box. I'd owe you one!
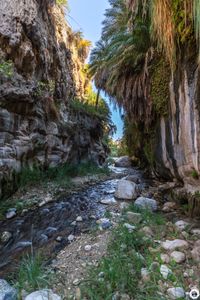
[0,0,108,198]
[151,59,200,190]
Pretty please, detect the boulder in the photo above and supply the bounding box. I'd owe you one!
[115,180,137,200]
[0,279,17,300]
[115,156,132,168]
[25,290,61,300]
[134,197,157,211]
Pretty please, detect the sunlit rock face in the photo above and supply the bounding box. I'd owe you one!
[0,0,107,198]
[154,62,200,190]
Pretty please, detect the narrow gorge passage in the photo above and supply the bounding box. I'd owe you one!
[1,0,200,299]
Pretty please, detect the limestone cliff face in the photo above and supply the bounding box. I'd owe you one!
[153,59,200,190]
[0,0,107,198]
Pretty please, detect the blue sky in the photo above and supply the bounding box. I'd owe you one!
[68,0,123,139]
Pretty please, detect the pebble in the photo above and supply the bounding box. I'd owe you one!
[56,236,63,242]
[6,208,16,219]
[76,216,83,222]
[170,251,186,263]
[191,228,200,236]
[67,235,75,242]
[73,279,80,286]
[84,245,92,251]
[1,231,12,243]
[123,223,136,232]
[100,198,117,205]
[162,202,176,212]
[97,218,112,230]
[141,268,150,282]
[160,265,172,279]
[167,287,185,299]
[140,226,153,237]
[71,221,76,226]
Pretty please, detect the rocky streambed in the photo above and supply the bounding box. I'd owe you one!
[0,161,200,300]
[0,166,145,277]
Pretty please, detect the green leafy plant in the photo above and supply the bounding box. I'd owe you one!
[0,60,14,78]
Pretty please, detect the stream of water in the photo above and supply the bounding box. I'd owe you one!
[0,167,146,277]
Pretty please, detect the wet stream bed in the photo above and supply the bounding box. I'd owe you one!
[0,167,146,277]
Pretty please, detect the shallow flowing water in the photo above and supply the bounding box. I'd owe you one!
[0,167,145,277]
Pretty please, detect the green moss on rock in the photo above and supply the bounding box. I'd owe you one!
[150,59,171,117]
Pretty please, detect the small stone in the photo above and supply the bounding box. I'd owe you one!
[25,290,61,300]
[98,272,105,278]
[167,287,185,299]
[1,231,12,243]
[120,202,129,210]
[134,197,158,212]
[56,236,62,242]
[175,220,189,231]
[68,234,75,242]
[150,262,160,271]
[100,198,117,205]
[162,202,176,213]
[161,239,189,251]
[0,279,17,300]
[6,208,16,219]
[170,251,186,263]
[97,218,112,229]
[160,265,172,279]
[160,254,170,264]
[84,245,92,251]
[126,212,142,224]
[123,223,136,232]
[76,216,83,222]
[141,268,150,282]
[191,228,200,236]
[140,226,153,237]
[71,221,76,226]
[73,279,80,286]
[44,227,57,237]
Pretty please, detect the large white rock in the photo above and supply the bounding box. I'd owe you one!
[0,279,17,300]
[161,239,189,251]
[115,156,132,168]
[115,180,137,200]
[167,287,185,299]
[25,290,61,300]
[134,197,158,211]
